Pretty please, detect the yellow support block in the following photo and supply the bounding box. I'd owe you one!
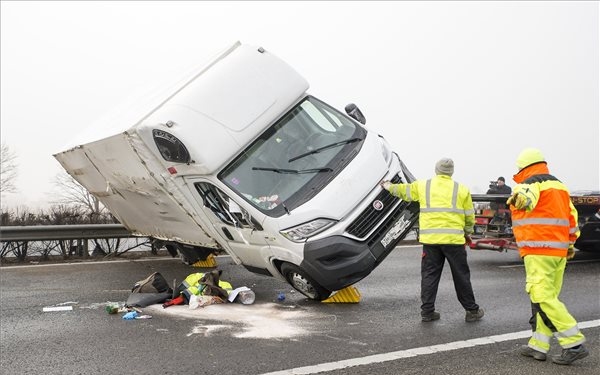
[191,254,217,268]
[321,285,361,303]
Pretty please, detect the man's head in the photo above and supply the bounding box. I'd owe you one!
[435,158,454,176]
[516,148,545,171]
[497,176,505,186]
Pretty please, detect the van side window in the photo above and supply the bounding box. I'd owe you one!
[195,183,253,228]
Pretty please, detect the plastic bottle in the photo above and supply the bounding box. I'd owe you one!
[237,289,256,305]
[105,303,120,314]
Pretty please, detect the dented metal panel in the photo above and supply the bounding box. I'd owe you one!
[54,133,218,247]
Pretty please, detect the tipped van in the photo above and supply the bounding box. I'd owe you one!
[54,42,419,300]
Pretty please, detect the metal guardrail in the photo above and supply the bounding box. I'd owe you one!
[0,224,136,242]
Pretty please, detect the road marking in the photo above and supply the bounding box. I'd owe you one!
[260,319,600,375]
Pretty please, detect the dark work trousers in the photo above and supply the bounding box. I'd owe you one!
[421,244,479,315]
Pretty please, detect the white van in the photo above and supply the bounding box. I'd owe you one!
[54,42,419,300]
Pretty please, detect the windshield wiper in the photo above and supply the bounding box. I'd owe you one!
[288,137,362,163]
[252,167,332,174]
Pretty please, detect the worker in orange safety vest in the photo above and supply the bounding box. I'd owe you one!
[507,148,588,365]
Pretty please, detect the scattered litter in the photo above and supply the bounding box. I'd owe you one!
[228,286,255,304]
[43,306,73,312]
[105,303,129,314]
[277,292,286,302]
[123,311,138,320]
[56,301,78,306]
[189,294,224,309]
[135,314,152,320]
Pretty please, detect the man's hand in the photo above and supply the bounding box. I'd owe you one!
[567,245,575,260]
[464,234,472,246]
[506,192,529,210]
[380,180,391,190]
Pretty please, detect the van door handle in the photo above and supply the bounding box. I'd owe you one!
[221,227,234,241]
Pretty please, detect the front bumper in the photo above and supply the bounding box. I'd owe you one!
[300,200,419,291]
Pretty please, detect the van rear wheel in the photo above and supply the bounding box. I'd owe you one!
[281,263,331,301]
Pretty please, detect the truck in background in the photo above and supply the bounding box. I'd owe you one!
[470,192,600,253]
[54,42,419,300]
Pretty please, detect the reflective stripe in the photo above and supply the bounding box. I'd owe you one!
[532,332,551,344]
[424,180,459,211]
[562,338,587,349]
[182,280,192,289]
[425,180,431,208]
[420,228,464,235]
[512,218,570,227]
[569,227,578,234]
[530,344,548,353]
[451,182,458,209]
[406,185,413,201]
[421,207,465,214]
[464,209,474,215]
[517,241,570,249]
[554,325,581,338]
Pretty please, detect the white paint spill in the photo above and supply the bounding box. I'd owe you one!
[146,303,317,339]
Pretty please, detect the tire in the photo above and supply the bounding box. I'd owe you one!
[280,263,331,301]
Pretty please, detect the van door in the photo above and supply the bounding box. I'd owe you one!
[186,179,271,271]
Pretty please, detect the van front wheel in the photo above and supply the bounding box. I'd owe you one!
[281,263,331,301]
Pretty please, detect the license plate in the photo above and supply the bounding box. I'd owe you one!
[381,216,411,248]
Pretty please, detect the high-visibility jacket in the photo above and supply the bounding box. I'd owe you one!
[510,163,580,258]
[388,175,475,245]
[179,272,233,301]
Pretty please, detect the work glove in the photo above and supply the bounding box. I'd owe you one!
[506,192,529,210]
[380,180,392,191]
[566,245,575,260]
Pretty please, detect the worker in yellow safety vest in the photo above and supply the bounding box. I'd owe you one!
[507,148,588,365]
[381,157,484,323]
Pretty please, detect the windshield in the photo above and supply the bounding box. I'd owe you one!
[219,96,365,216]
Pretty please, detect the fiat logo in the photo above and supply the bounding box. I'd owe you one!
[373,200,384,211]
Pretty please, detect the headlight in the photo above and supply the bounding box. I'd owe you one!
[280,218,336,242]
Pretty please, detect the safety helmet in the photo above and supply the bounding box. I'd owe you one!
[516,148,545,171]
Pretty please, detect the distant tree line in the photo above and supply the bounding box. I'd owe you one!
[0,159,159,263]
[0,204,157,263]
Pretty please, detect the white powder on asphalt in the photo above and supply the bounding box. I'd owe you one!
[146,303,316,339]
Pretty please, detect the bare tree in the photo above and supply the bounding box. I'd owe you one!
[52,172,108,222]
[0,143,18,194]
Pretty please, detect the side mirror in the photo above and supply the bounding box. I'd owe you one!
[345,103,366,125]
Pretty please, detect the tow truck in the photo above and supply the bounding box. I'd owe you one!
[469,192,600,252]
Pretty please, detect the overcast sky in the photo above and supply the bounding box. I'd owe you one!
[1,1,598,210]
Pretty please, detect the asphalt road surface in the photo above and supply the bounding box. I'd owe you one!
[1,245,598,374]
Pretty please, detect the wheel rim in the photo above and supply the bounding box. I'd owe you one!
[289,271,317,299]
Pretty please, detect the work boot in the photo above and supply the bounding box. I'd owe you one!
[465,308,484,322]
[551,345,589,365]
[519,345,547,361]
[421,311,440,322]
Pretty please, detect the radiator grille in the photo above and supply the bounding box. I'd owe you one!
[346,174,402,238]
